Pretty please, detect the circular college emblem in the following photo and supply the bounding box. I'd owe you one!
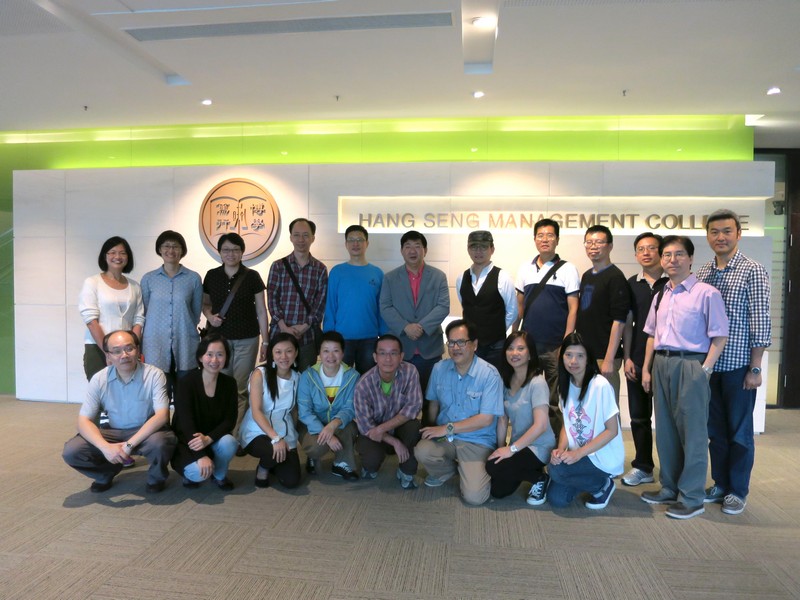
[199,178,280,261]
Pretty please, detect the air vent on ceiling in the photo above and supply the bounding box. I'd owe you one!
[126,12,453,42]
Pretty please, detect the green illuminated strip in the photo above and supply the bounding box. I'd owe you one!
[0,114,753,393]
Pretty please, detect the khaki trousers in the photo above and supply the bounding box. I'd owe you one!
[415,438,493,505]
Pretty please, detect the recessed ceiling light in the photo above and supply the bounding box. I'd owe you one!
[766,87,781,96]
[472,91,485,99]
[471,16,497,28]
[201,99,213,106]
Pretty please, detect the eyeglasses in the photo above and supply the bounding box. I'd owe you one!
[583,240,608,248]
[346,237,366,244]
[376,350,400,358]
[534,233,556,240]
[219,248,242,255]
[446,339,473,348]
[636,245,659,253]
[160,243,181,251]
[662,251,688,260]
[107,345,136,356]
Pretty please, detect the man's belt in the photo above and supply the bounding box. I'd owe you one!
[655,349,706,359]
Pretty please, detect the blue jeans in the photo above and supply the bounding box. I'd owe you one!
[708,366,756,498]
[548,456,611,508]
[343,337,377,376]
[182,434,239,482]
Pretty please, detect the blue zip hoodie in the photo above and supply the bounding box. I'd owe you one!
[297,363,359,434]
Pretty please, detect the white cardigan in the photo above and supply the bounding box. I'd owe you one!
[78,273,145,345]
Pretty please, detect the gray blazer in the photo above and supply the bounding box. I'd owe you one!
[379,263,450,360]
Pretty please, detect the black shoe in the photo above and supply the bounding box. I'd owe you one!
[146,480,166,493]
[214,477,234,491]
[331,462,359,481]
[235,447,247,457]
[255,466,270,488]
[306,458,317,474]
[182,477,200,489]
[90,480,113,493]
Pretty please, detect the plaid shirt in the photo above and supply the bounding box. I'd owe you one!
[353,361,422,435]
[267,253,328,347]
[696,250,771,372]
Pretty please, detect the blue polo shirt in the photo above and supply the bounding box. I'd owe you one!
[426,356,504,448]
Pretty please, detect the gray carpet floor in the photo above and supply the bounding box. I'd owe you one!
[1,396,798,600]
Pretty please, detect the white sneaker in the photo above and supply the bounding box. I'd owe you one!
[396,468,417,489]
[622,468,654,487]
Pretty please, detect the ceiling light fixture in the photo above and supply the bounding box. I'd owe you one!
[745,114,765,126]
[472,91,485,99]
[201,99,213,106]
[766,87,781,95]
[471,16,497,28]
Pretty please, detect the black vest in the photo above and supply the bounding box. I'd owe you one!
[460,266,506,346]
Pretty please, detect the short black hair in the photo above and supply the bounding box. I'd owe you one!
[102,329,140,352]
[632,231,662,249]
[400,230,427,249]
[706,209,741,232]
[155,230,188,257]
[660,235,695,257]
[345,224,368,241]
[534,218,560,238]
[319,330,345,351]
[585,225,613,244]
[98,236,134,273]
[217,232,245,253]
[376,333,403,353]
[196,333,231,368]
[445,319,477,341]
[289,217,317,235]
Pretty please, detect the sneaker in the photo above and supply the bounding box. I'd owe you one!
[721,494,746,515]
[585,478,615,509]
[641,488,679,505]
[526,475,549,506]
[704,485,726,504]
[306,458,317,475]
[423,472,454,487]
[665,502,705,519]
[622,468,654,487]
[396,468,417,489]
[122,456,136,468]
[331,462,359,481]
[361,468,377,480]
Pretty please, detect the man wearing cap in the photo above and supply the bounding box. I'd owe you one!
[456,230,518,371]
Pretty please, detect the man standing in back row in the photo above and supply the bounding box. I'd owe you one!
[576,225,631,403]
[456,230,517,372]
[697,209,771,516]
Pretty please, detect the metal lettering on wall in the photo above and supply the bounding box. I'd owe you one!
[339,196,765,235]
[199,178,281,260]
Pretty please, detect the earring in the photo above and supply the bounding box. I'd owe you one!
[271,361,276,368]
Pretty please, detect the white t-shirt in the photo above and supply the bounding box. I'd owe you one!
[560,376,624,476]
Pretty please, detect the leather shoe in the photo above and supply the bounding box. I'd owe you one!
[90,480,113,493]
[255,466,270,488]
[146,480,166,493]
[182,477,200,489]
[214,477,234,491]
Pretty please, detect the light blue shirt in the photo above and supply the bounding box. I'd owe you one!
[80,363,169,430]
[141,265,203,372]
[426,356,504,448]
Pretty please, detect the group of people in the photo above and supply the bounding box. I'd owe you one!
[63,209,770,520]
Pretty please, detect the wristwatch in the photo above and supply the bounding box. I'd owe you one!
[702,365,713,376]
[270,436,283,445]
[124,441,133,452]
[750,366,762,375]
[446,422,455,442]
[510,444,519,454]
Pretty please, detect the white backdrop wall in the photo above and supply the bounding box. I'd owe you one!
[14,162,775,421]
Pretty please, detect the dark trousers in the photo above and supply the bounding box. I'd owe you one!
[245,436,302,488]
[407,354,441,425]
[485,447,547,498]
[62,426,177,486]
[357,419,422,475]
[625,363,654,473]
[536,343,563,438]
[475,339,505,374]
[708,366,757,499]
[343,337,377,376]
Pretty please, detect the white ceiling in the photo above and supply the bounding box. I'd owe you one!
[2,0,799,147]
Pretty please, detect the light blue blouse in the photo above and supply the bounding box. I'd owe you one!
[141,265,203,372]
